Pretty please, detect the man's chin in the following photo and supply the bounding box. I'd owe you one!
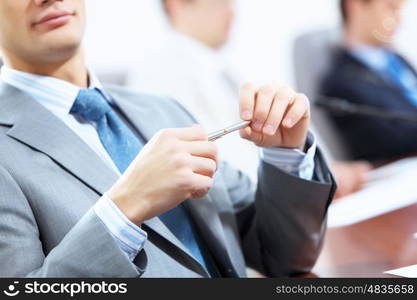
[35,39,82,63]
[33,23,83,50]
[33,29,82,58]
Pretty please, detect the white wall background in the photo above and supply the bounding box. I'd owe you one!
[85,0,417,85]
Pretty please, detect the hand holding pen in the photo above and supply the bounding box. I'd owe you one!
[209,83,310,150]
[109,83,311,226]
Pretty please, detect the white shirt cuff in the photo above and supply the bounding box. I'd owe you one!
[94,194,147,261]
[260,132,317,180]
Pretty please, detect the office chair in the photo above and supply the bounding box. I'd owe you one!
[96,68,129,86]
[293,28,353,161]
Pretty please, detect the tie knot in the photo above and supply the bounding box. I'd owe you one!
[71,89,111,122]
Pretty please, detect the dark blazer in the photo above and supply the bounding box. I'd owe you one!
[320,47,417,163]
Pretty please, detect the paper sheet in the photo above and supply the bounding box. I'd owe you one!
[328,158,417,228]
[385,265,417,278]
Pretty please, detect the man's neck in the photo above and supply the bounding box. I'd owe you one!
[173,24,219,50]
[344,27,385,49]
[3,49,89,88]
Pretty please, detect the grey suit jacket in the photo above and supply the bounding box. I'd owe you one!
[0,82,336,278]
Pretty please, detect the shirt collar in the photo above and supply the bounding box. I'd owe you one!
[348,43,391,72]
[0,66,110,116]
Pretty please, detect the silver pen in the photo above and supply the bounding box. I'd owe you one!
[208,121,251,142]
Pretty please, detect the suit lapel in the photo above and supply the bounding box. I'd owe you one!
[1,84,119,196]
[107,87,236,275]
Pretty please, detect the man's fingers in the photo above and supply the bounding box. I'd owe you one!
[262,93,291,136]
[239,126,265,146]
[282,93,310,129]
[239,83,257,120]
[185,141,218,162]
[169,125,208,142]
[190,156,217,177]
[252,84,276,132]
[190,173,214,199]
[239,127,251,140]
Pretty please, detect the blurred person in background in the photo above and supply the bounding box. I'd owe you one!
[128,0,369,197]
[321,0,417,165]
[127,0,259,179]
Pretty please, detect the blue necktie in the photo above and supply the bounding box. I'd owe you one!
[386,52,417,107]
[70,89,215,274]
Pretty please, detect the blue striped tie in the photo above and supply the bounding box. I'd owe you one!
[70,89,215,274]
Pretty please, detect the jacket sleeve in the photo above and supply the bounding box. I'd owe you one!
[220,147,336,277]
[0,166,144,278]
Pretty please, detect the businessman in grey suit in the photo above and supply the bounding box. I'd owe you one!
[0,0,336,278]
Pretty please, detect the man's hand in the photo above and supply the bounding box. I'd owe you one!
[239,82,311,149]
[108,126,217,226]
[332,161,372,199]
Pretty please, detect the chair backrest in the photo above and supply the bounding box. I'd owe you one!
[96,69,129,86]
[293,28,352,161]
